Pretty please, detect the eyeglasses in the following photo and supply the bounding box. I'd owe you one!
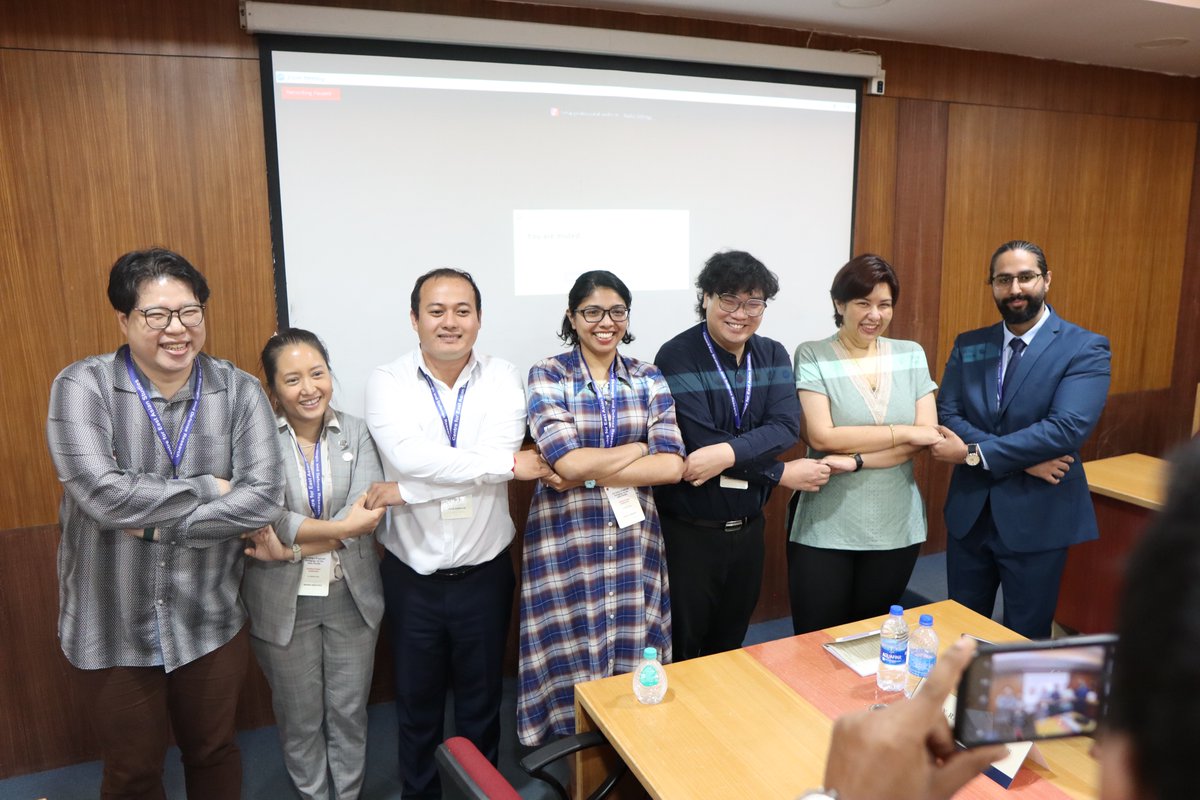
[989,272,1044,288]
[575,305,629,323]
[716,293,767,317]
[136,304,206,330]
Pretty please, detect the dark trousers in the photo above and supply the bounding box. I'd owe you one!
[660,513,764,661]
[380,549,514,800]
[74,625,250,800]
[946,501,1069,639]
[787,541,922,634]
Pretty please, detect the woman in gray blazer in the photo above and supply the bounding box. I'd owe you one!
[243,328,386,800]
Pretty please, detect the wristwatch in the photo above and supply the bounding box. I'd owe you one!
[290,543,303,563]
[584,479,597,489]
[851,453,864,472]
[965,443,982,467]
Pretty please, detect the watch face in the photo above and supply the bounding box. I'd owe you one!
[965,445,981,466]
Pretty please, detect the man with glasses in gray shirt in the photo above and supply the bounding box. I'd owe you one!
[46,248,281,797]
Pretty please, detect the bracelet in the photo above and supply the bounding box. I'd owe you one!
[889,423,896,449]
[142,526,156,542]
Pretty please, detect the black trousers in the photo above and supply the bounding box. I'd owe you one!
[660,513,765,661]
[380,549,514,799]
[787,541,922,634]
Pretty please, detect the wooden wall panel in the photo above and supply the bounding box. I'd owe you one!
[852,94,899,262]
[939,104,1196,395]
[0,48,277,530]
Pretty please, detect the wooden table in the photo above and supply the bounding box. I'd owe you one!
[1055,453,1166,634]
[574,600,1099,800]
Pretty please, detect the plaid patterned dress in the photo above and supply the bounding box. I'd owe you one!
[517,349,686,745]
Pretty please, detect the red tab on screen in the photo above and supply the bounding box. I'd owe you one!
[281,86,342,101]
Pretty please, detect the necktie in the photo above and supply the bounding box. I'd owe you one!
[1000,338,1026,404]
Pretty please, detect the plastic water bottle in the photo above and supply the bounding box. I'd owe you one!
[905,614,938,698]
[633,647,668,704]
[876,605,909,693]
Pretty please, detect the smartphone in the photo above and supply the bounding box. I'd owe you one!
[954,634,1117,747]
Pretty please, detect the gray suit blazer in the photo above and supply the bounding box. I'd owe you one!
[242,410,385,646]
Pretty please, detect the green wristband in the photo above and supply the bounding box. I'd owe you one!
[142,527,156,541]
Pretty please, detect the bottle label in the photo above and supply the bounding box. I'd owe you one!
[880,640,907,667]
[909,651,935,678]
[638,665,660,687]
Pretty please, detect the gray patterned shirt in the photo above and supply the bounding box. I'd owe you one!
[47,347,282,672]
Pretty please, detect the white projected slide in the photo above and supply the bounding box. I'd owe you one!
[267,46,859,417]
[513,209,689,295]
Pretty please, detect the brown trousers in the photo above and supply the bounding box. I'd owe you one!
[74,626,250,800]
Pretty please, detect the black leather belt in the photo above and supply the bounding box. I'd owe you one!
[670,513,762,533]
[431,547,509,580]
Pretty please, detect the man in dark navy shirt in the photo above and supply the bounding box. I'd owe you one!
[654,250,832,660]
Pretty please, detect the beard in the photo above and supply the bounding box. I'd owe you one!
[995,292,1045,326]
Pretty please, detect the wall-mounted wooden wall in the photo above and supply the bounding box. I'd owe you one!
[2,0,1198,778]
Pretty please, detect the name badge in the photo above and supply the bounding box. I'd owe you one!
[719,475,749,491]
[440,495,473,520]
[604,486,646,528]
[298,553,332,596]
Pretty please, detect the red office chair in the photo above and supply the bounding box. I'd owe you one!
[436,731,626,800]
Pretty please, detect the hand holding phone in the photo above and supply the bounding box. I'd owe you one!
[954,634,1117,747]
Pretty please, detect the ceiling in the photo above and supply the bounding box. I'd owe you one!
[511,0,1200,77]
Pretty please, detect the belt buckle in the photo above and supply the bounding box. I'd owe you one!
[724,518,744,532]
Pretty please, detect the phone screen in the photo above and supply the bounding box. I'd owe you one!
[954,634,1117,747]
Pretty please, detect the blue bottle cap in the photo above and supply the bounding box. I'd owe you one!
[644,647,657,660]
[890,605,903,616]
[919,614,934,626]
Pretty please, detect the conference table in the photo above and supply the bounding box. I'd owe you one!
[573,600,1099,800]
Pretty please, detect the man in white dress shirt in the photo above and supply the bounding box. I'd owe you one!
[364,268,547,799]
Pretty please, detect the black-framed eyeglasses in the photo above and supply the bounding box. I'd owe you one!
[716,293,767,317]
[136,304,206,330]
[575,305,629,323]
[988,272,1044,288]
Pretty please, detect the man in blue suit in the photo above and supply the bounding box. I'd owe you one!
[932,240,1110,639]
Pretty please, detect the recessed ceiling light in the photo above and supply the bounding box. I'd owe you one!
[1142,0,1200,9]
[1134,37,1191,48]
[834,0,891,8]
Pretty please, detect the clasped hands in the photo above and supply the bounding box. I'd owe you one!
[931,426,1075,484]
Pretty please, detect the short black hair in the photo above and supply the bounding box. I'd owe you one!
[694,250,779,319]
[261,328,331,390]
[409,268,482,317]
[558,270,635,346]
[829,254,900,327]
[1107,438,1200,800]
[107,248,210,314]
[989,240,1048,280]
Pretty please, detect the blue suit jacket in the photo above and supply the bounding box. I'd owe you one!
[937,311,1111,552]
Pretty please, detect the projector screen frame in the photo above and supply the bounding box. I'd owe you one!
[257,33,864,337]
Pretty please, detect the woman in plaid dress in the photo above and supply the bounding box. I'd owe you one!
[517,270,686,745]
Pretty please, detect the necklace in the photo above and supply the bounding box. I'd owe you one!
[837,335,880,392]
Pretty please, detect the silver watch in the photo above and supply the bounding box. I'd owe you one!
[290,543,303,563]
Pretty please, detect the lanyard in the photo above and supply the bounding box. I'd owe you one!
[701,327,752,430]
[293,434,324,519]
[421,370,468,448]
[124,348,202,477]
[580,349,619,448]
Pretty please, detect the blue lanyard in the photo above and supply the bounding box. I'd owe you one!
[580,349,619,448]
[294,434,324,519]
[701,327,752,430]
[421,370,468,448]
[124,348,202,477]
